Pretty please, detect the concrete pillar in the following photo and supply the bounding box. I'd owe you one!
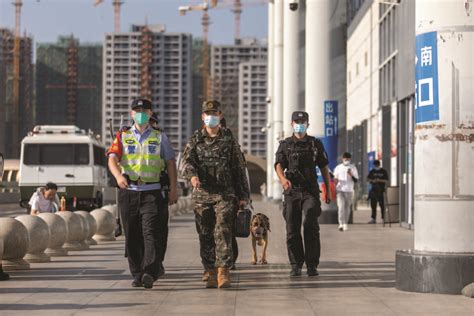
[266,0,274,199]
[283,0,300,137]
[396,0,474,294]
[305,0,331,137]
[91,208,116,242]
[76,211,98,246]
[38,212,68,256]
[0,218,30,270]
[102,204,118,218]
[271,0,284,201]
[57,211,85,251]
[15,215,51,263]
[73,211,90,250]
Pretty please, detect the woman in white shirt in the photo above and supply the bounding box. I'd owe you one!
[28,182,60,215]
[333,152,359,231]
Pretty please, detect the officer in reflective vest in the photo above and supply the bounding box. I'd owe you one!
[107,98,177,289]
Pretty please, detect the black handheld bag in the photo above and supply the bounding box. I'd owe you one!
[234,204,253,238]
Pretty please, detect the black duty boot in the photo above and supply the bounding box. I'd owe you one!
[290,266,302,277]
[307,266,319,277]
[131,275,143,287]
[114,218,123,237]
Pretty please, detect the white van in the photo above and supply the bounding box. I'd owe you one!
[19,125,109,211]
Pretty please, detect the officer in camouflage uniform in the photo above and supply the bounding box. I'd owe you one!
[181,100,250,289]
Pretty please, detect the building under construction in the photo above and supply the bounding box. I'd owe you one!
[0,28,34,159]
[210,38,267,139]
[36,36,103,135]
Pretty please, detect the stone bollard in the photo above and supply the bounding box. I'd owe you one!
[101,204,118,218]
[15,215,51,263]
[72,211,90,250]
[57,211,84,251]
[462,283,474,298]
[90,208,116,242]
[75,211,98,246]
[38,213,68,256]
[0,218,30,270]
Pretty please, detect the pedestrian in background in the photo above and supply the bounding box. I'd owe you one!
[367,160,389,224]
[334,152,359,231]
[28,182,60,215]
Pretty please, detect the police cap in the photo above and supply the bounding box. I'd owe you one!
[131,98,152,110]
[291,111,309,122]
[202,100,221,113]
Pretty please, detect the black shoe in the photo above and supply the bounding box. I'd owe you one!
[131,276,143,287]
[114,219,122,237]
[142,273,154,289]
[290,267,302,277]
[307,266,319,276]
[0,271,10,281]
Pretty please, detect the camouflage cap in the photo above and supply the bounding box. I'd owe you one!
[202,100,221,113]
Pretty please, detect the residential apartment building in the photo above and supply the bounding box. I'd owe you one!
[102,24,192,151]
[238,61,267,158]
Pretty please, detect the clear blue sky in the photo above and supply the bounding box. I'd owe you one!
[0,0,268,49]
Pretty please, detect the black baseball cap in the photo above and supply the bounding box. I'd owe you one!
[131,98,152,110]
[291,111,309,122]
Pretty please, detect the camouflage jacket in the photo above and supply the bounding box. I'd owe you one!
[181,127,250,201]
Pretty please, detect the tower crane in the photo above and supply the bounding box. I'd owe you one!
[94,0,123,33]
[179,1,218,101]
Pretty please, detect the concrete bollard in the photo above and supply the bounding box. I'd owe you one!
[90,208,116,242]
[101,204,118,218]
[72,211,90,250]
[57,211,85,251]
[38,213,68,256]
[0,218,30,270]
[15,215,51,263]
[75,211,98,246]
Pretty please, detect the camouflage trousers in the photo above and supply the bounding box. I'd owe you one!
[193,191,236,269]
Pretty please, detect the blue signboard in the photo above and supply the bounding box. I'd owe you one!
[415,31,439,123]
[322,100,338,172]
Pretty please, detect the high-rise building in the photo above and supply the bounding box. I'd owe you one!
[210,38,267,139]
[238,61,267,158]
[102,25,192,151]
[0,29,34,158]
[36,36,103,135]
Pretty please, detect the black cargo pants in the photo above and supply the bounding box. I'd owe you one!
[370,191,385,220]
[119,189,167,279]
[283,188,322,269]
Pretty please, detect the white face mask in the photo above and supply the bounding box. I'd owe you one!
[343,160,350,166]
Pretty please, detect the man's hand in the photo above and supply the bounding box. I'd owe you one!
[347,168,353,176]
[116,175,129,189]
[239,200,248,209]
[280,178,292,192]
[191,176,201,189]
[168,188,178,205]
[31,209,39,216]
[324,183,332,204]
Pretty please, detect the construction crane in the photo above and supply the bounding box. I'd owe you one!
[11,0,22,157]
[179,0,218,101]
[94,0,123,33]
[217,0,266,42]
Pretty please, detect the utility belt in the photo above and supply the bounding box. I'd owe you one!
[123,174,159,186]
[285,168,317,188]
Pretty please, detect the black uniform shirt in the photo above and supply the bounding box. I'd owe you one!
[367,168,389,193]
[275,135,329,189]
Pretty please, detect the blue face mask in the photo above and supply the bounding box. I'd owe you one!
[293,123,307,134]
[134,112,149,125]
[204,115,220,128]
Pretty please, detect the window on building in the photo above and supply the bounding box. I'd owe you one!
[365,52,368,66]
[356,62,359,76]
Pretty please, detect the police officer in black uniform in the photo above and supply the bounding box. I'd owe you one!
[367,160,389,224]
[275,111,332,277]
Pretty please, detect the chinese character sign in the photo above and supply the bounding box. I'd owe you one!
[415,31,439,123]
[323,100,338,172]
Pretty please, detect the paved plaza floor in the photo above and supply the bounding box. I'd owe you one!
[1,200,473,315]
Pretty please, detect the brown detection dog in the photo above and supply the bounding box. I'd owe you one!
[250,213,271,265]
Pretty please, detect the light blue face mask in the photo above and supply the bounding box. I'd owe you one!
[134,112,150,125]
[293,123,307,134]
[204,115,220,128]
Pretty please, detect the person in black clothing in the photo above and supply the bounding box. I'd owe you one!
[275,111,332,277]
[367,160,389,224]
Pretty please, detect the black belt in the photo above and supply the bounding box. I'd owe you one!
[129,179,159,185]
